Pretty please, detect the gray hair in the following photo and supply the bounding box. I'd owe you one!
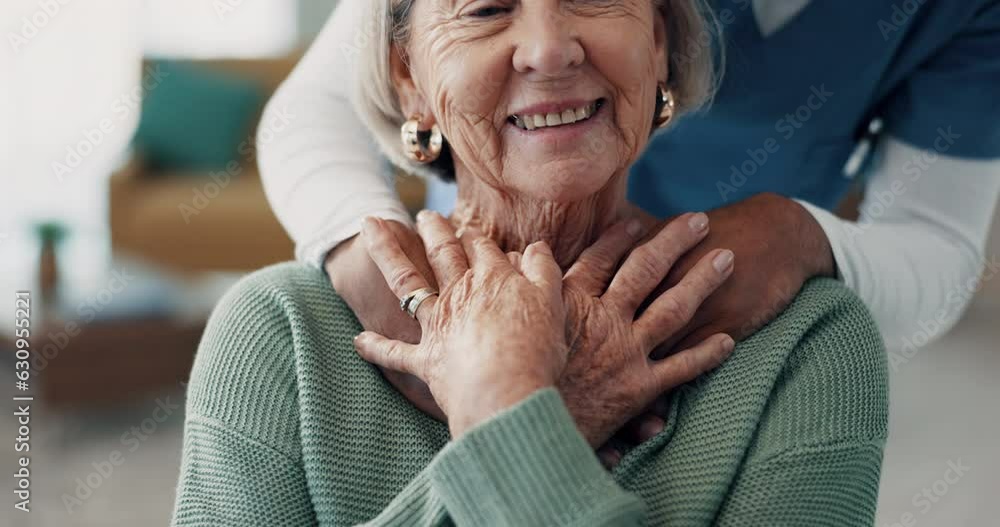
[352,0,721,181]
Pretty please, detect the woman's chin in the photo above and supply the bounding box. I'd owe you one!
[514,167,617,203]
[500,116,624,201]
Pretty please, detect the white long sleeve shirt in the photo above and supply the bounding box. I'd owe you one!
[258,0,1000,347]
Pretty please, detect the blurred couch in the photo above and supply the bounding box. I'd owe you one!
[110,54,426,273]
[110,55,299,272]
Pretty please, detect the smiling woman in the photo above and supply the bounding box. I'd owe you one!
[358,0,717,185]
[172,1,888,525]
[354,0,718,266]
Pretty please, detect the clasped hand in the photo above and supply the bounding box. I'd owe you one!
[354,211,735,445]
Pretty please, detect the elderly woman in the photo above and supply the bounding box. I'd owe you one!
[172,0,888,525]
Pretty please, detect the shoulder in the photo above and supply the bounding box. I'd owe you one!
[185,262,359,456]
[198,261,357,350]
[741,278,889,459]
[210,261,347,315]
[194,262,356,372]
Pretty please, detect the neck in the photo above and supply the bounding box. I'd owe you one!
[449,173,634,269]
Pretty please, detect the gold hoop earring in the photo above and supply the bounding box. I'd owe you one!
[401,116,443,163]
[654,84,676,128]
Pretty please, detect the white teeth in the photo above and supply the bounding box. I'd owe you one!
[513,101,600,131]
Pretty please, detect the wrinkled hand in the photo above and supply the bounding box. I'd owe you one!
[353,212,568,438]
[334,211,739,452]
[599,193,835,466]
[551,213,737,449]
[657,193,835,354]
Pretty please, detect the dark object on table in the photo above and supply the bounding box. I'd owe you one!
[36,222,67,309]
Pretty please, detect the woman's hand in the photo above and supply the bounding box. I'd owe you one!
[353,212,569,438]
[554,213,737,448]
[660,193,835,351]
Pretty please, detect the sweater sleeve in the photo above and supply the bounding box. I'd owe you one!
[172,265,449,527]
[713,440,885,526]
[174,414,451,527]
[182,391,608,526]
[172,414,317,527]
[171,268,320,526]
[429,388,646,526]
[175,387,641,526]
[715,284,889,526]
[257,0,412,268]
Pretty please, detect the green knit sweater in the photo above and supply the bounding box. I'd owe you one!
[172,262,888,526]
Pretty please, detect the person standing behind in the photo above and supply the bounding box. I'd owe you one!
[258,0,1000,357]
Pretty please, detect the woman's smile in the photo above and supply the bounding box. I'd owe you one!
[508,98,605,131]
[505,97,609,149]
[390,0,670,204]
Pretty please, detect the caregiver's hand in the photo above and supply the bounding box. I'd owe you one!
[325,222,444,420]
[325,227,422,344]
[352,213,568,438]
[556,213,737,448]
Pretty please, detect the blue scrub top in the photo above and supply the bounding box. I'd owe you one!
[629,0,1000,217]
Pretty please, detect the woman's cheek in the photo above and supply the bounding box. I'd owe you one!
[435,65,507,178]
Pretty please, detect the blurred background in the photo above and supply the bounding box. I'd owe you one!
[0,1,997,525]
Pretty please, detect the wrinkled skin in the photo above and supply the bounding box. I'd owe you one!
[352,0,689,434]
[330,193,834,459]
[333,0,832,462]
[355,211,735,446]
[654,193,835,354]
[555,212,737,447]
[390,0,670,263]
[356,215,568,436]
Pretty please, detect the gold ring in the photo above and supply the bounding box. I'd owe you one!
[400,287,438,319]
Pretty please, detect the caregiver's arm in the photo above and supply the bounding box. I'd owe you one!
[258,0,421,343]
[667,5,1000,350]
[812,3,1000,344]
[659,148,998,356]
[258,0,412,268]
[798,0,1000,344]
[797,137,1000,345]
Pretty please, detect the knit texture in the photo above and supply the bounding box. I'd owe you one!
[172,262,888,526]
